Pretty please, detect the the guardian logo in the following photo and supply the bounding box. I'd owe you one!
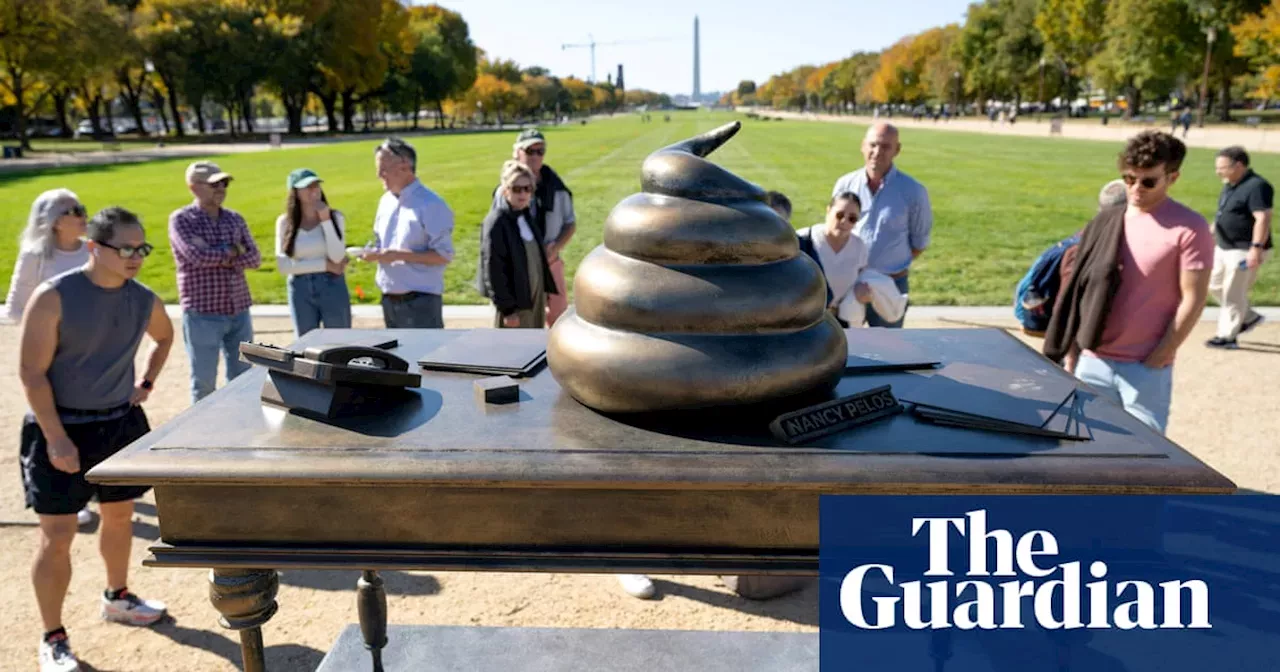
[840,509,1211,631]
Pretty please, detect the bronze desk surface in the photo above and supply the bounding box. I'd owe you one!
[88,327,1234,574]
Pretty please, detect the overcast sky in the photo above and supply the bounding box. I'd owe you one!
[420,0,974,95]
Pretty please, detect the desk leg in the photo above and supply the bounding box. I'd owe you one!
[209,568,280,672]
[357,570,389,672]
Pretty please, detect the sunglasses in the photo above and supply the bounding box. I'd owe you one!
[510,185,533,194]
[97,241,154,259]
[1122,174,1162,189]
[60,204,87,218]
[522,147,545,156]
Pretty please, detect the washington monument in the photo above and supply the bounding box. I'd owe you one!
[693,16,701,99]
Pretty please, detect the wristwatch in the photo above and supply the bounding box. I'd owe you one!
[141,379,154,390]
[1251,242,1265,248]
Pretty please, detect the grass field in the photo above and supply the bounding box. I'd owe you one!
[1,110,1277,306]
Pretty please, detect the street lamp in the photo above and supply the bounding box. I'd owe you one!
[953,71,961,117]
[1197,26,1216,128]
[1038,57,1046,121]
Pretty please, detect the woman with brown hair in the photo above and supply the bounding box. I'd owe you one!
[275,168,351,338]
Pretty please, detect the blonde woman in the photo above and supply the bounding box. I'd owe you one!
[475,160,557,328]
[5,189,89,324]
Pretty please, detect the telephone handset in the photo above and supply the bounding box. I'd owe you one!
[302,345,411,372]
[240,342,420,387]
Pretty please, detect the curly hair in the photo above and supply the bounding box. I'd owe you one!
[1118,131,1186,173]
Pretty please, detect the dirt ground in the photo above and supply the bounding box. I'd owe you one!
[0,315,1276,671]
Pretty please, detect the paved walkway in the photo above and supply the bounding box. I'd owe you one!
[751,109,1280,154]
[0,124,536,174]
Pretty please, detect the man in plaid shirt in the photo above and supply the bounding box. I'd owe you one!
[169,161,261,404]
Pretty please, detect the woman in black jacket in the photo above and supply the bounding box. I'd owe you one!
[477,160,557,328]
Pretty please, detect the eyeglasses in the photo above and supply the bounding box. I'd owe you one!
[377,139,415,161]
[59,204,87,218]
[510,185,533,194]
[522,147,545,156]
[1122,174,1162,189]
[208,180,229,190]
[97,241,154,259]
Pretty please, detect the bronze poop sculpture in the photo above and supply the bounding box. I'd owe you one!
[546,121,848,413]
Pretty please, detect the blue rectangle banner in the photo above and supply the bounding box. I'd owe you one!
[819,495,1280,671]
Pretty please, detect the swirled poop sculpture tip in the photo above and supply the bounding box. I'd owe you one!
[547,121,847,413]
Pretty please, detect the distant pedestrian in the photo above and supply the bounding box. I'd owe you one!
[275,168,351,338]
[1206,146,1273,349]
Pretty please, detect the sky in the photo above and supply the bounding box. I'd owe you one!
[417,0,975,96]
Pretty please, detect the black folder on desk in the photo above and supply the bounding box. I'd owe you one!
[418,329,548,377]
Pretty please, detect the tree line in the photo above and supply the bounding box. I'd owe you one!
[726,0,1280,121]
[0,0,673,149]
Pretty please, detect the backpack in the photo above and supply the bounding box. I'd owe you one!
[1014,233,1080,336]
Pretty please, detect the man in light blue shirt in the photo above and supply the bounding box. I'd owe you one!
[361,137,455,328]
[831,122,932,328]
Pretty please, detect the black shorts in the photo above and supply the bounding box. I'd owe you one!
[20,405,152,515]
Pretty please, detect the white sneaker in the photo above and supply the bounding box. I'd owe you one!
[39,633,80,672]
[617,574,656,599]
[76,508,93,527]
[101,590,167,626]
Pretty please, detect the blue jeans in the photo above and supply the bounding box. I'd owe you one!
[865,273,910,328]
[380,292,443,328]
[1075,352,1173,434]
[287,272,352,338]
[182,309,254,405]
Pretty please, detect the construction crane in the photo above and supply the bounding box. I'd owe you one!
[561,34,679,84]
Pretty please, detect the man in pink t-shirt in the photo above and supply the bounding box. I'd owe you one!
[1073,131,1213,434]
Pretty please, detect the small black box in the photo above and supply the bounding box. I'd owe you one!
[474,376,519,404]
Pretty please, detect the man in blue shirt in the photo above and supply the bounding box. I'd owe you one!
[831,123,933,328]
[361,137,455,328]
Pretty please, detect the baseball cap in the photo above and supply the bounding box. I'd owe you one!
[514,128,546,151]
[186,161,233,185]
[287,168,322,190]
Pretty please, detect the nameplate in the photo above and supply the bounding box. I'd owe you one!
[769,386,902,445]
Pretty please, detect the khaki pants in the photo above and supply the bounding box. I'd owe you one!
[1208,246,1270,339]
[546,256,568,327]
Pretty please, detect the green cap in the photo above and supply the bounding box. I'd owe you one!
[514,128,546,151]
[287,168,322,190]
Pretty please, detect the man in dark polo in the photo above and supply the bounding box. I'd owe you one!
[19,207,173,671]
[1206,146,1273,349]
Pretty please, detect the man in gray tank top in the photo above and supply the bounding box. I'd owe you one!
[18,207,175,672]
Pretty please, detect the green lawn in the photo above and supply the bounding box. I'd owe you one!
[2,111,1277,306]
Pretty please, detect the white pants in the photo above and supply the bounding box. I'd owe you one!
[1208,246,1270,339]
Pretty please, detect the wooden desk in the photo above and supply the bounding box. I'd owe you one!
[88,328,1234,671]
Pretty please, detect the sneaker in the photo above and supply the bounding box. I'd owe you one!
[76,508,93,527]
[39,633,80,672]
[1205,336,1238,350]
[617,574,656,600]
[1241,313,1265,334]
[101,590,167,626]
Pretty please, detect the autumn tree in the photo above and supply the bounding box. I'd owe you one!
[0,0,74,148]
[1094,0,1201,117]
[1036,0,1108,102]
[1231,0,1280,102]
